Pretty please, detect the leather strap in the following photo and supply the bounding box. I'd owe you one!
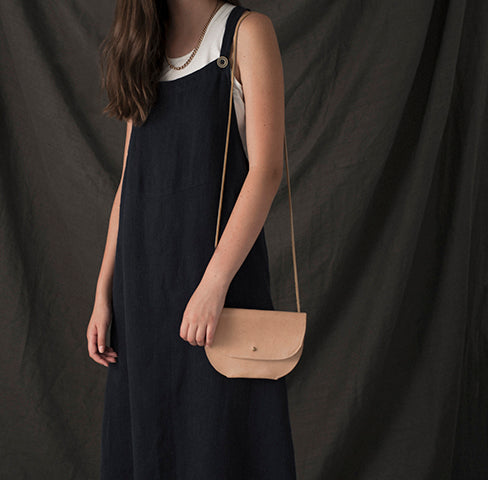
[214,11,301,313]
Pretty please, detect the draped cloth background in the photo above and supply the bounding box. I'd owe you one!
[0,0,486,478]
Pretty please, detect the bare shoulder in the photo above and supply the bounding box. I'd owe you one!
[233,11,282,85]
[236,11,278,54]
[239,10,275,31]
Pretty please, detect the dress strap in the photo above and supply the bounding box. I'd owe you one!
[220,5,251,59]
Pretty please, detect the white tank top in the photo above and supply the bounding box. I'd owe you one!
[159,3,247,158]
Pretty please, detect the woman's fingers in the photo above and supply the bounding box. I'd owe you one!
[91,351,109,367]
[180,292,223,346]
[87,328,107,366]
[205,324,215,347]
[195,324,207,347]
[98,327,107,353]
[186,323,198,346]
[180,319,209,347]
[100,346,118,361]
[102,346,118,357]
[97,346,118,364]
[179,314,222,346]
[87,325,118,367]
[87,301,118,367]
[102,352,118,363]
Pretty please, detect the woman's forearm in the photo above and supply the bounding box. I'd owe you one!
[94,187,122,308]
[202,164,282,290]
[94,121,132,308]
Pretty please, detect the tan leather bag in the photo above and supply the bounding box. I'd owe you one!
[204,11,307,380]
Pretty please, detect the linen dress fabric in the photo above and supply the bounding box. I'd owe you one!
[100,5,297,480]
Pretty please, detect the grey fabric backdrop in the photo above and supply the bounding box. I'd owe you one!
[1,0,486,479]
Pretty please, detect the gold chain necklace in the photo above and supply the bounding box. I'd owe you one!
[165,1,223,71]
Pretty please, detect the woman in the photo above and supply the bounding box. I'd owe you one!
[87,1,297,478]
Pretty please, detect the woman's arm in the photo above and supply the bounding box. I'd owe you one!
[180,12,285,347]
[93,119,132,309]
[87,120,132,366]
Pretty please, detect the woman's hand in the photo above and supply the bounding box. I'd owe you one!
[180,275,229,348]
[87,301,118,367]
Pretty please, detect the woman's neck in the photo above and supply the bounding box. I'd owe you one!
[164,0,225,57]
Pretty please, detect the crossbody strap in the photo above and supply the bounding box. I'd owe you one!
[214,11,301,313]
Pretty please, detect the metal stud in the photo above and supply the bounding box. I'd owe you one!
[216,55,228,68]
[252,346,257,351]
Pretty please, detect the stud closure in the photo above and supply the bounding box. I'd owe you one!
[252,346,257,351]
[216,55,228,68]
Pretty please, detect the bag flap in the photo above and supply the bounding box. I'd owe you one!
[209,307,307,360]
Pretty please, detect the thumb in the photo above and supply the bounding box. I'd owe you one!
[98,325,106,353]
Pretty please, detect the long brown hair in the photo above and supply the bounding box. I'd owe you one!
[99,0,241,126]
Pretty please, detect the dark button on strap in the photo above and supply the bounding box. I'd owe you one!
[216,55,228,68]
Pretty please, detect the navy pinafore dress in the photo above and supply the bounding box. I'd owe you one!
[100,6,297,479]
